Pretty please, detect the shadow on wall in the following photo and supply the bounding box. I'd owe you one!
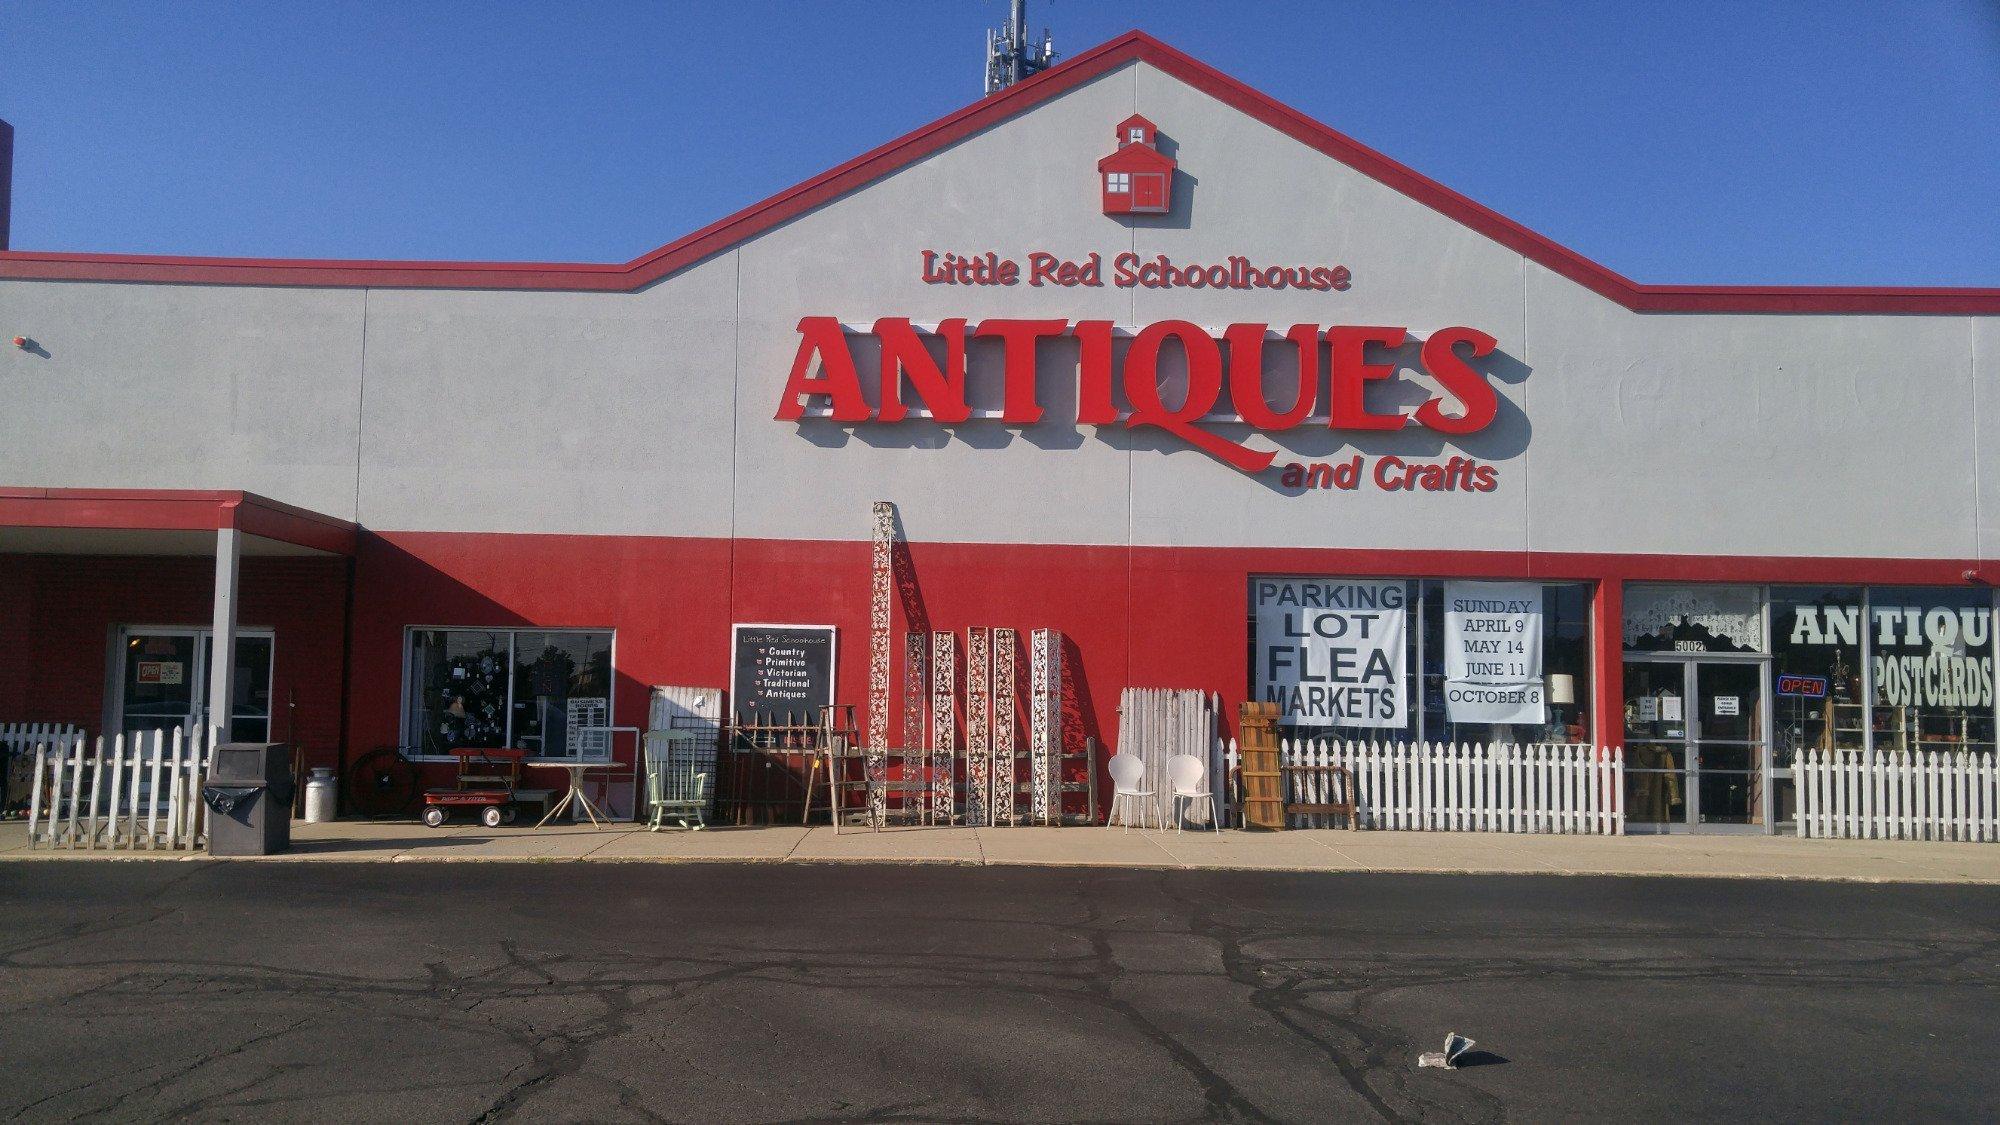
[890,507,931,637]
[0,551,349,793]
[1059,632,1106,812]
[349,534,656,805]
[1231,342,1531,498]
[885,529,1111,820]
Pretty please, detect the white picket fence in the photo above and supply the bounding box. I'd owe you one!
[24,728,215,850]
[4,723,79,817]
[2,722,82,760]
[1219,739,1624,834]
[1797,748,2000,842]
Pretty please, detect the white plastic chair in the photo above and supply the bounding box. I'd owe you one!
[1167,754,1218,834]
[1106,754,1159,832]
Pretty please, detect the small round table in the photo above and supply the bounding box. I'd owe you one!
[534,760,622,828]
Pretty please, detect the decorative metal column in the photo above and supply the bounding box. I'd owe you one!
[207,526,241,744]
[1031,628,1061,825]
[902,631,927,824]
[930,630,956,824]
[866,502,894,827]
[965,627,992,826]
[992,628,1018,824]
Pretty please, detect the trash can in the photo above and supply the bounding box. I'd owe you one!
[303,767,338,823]
[203,742,294,856]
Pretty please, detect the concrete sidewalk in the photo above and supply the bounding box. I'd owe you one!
[3,818,1998,883]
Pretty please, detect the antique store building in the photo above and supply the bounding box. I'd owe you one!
[1,32,1994,833]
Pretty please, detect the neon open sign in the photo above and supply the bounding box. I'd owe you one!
[1776,674,1829,698]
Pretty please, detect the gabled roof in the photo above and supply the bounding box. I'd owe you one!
[1098,145,1174,173]
[0,30,1994,314]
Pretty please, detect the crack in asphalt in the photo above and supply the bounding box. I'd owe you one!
[0,863,1993,1123]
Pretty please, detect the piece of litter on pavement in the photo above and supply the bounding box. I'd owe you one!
[1417,1032,1475,1069]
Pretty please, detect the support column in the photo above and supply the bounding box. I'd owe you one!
[208,526,241,744]
[1592,576,1624,749]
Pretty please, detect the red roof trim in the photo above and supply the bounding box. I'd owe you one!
[0,30,1994,314]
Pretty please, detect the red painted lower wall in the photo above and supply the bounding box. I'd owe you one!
[9,531,1991,816]
[0,554,350,770]
[346,530,1995,807]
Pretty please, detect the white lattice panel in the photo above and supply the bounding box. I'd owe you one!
[866,502,894,826]
[993,628,1018,825]
[930,631,956,823]
[965,627,992,827]
[902,631,927,824]
[1031,629,1060,825]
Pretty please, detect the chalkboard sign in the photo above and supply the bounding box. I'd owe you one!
[730,624,837,725]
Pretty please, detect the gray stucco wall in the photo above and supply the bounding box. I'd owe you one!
[1,59,1991,561]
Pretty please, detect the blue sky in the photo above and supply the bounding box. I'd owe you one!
[3,1,1996,285]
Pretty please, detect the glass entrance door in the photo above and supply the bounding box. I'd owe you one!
[116,629,275,743]
[1691,660,1765,828]
[1623,657,1771,831]
[120,631,200,740]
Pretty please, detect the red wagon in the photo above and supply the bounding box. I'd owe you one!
[422,747,529,828]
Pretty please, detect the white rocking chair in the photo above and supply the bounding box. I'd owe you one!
[644,733,710,831]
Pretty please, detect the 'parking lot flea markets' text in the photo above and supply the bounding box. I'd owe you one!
[1251,580,1407,726]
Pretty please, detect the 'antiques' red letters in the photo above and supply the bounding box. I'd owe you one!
[776,317,1505,474]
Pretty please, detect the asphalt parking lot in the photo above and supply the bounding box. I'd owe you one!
[0,861,1993,1122]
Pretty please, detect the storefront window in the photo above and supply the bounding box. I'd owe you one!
[405,628,614,758]
[1423,581,1592,745]
[1248,577,1593,745]
[1770,587,1865,765]
[1623,584,1765,653]
[1865,588,1995,755]
[1247,577,1417,743]
[512,631,616,758]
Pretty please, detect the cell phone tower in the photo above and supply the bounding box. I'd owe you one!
[984,0,1057,94]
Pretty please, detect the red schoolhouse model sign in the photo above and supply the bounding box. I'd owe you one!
[1099,114,1175,214]
[775,317,1503,475]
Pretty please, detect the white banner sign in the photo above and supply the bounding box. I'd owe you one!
[1251,579,1407,727]
[1443,581,1545,725]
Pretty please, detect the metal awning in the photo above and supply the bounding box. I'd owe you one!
[0,488,355,556]
[0,488,356,739]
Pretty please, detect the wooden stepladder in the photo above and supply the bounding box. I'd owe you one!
[1238,701,1284,830]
